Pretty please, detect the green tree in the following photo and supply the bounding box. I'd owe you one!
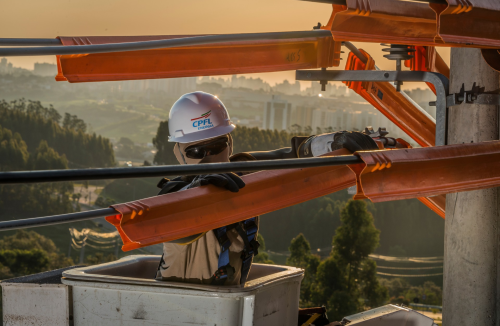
[253,233,274,264]
[62,113,87,133]
[0,230,74,277]
[152,120,177,165]
[29,140,68,171]
[312,200,387,320]
[0,99,115,168]
[287,234,321,306]
[0,125,29,171]
[0,128,75,219]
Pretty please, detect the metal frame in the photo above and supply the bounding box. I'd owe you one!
[447,93,500,107]
[295,70,450,146]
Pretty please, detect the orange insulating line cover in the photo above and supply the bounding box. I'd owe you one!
[326,1,438,46]
[324,1,500,49]
[404,46,450,95]
[55,34,340,83]
[435,0,500,49]
[344,49,436,148]
[107,149,356,251]
[349,140,500,203]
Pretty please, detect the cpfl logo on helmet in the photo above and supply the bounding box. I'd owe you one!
[191,110,214,130]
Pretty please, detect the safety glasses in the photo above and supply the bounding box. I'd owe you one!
[185,136,229,159]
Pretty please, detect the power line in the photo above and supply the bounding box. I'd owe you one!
[377,266,443,270]
[0,155,362,185]
[0,30,332,56]
[377,271,443,277]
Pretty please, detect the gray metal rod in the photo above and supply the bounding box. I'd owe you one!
[0,155,363,185]
[0,38,62,46]
[0,30,332,56]
[343,41,368,64]
[0,208,116,231]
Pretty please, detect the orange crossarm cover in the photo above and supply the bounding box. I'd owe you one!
[404,46,450,95]
[323,1,500,49]
[435,0,500,48]
[107,150,356,251]
[55,34,340,83]
[344,49,435,148]
[350,140,500,203]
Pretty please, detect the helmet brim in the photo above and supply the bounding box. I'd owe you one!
[168,124,236,143]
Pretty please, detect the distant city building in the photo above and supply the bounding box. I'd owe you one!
[0,58,13,75]
[120,77,197,98]
[262,95,292,131]
[230,75,271,91]
[304,82,349,97]
[273,80,301,95]
[33,62,58,76]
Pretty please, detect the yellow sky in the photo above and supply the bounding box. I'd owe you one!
[1,0,449,89]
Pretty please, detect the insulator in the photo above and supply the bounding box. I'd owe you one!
[381,44,415,61]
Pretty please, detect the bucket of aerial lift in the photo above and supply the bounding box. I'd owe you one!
[61,255,304,326]
[1,256,304,326]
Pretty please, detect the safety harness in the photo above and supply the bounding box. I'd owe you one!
[211,217,259,285]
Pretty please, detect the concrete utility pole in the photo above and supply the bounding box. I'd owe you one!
[443,48,500,325]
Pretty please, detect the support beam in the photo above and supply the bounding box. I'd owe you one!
[443,48,500,325]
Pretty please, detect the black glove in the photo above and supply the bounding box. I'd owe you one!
[156,177,190,195]
[187,173,245,193]
[336,131,379,152]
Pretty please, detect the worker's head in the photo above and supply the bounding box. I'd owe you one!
[168,92,235,165]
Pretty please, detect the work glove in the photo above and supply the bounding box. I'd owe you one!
[156,177,191,195]
[187,173,245,193]
[336,131,379,153]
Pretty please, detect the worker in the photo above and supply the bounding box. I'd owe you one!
[155,92,383,286]
[155,91,259,286]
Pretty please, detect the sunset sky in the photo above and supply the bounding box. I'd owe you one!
[1,0,449,89]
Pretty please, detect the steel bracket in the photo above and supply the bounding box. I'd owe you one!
[295,70,450,146]
[446,83,500,107]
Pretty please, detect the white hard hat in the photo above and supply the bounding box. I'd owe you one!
[168,91,235,143]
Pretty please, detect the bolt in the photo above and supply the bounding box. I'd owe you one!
[384,73,389,78]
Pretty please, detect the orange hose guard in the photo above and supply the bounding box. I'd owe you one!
[323,1,500,49]
[434,0,500,48]
[55,34,340,83]
[349,140,500,203]
[107,149,356,251]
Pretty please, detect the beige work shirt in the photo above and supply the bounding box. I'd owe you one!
[156,226,251,285]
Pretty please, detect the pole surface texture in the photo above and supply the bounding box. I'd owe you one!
[443,48,500,325]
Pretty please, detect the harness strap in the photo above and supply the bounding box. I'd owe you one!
[235,217,259,284]
[211,225,236,285]
[211,217,259,285]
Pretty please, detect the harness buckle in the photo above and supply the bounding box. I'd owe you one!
[213,265,235,283]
